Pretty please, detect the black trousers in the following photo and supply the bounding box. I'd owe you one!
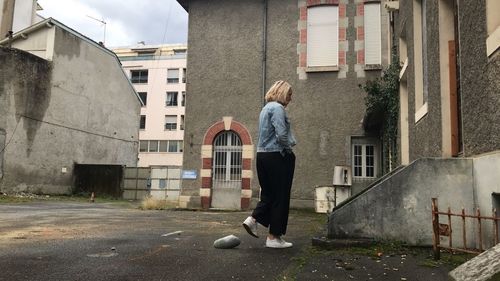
[252,151,295,236]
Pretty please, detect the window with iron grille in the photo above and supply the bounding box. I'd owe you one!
[212,131,242,188]
[131,70,148,83]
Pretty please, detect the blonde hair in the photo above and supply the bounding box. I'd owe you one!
[265,80,292,104]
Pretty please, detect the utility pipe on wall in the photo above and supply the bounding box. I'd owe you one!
[261,0,268,107]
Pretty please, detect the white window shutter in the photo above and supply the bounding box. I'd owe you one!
[307,6,339,67]
[364,3,382,65]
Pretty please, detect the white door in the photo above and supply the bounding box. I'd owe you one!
[211,131,242,209]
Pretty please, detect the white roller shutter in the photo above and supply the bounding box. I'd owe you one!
[307,6,339,67]
[364,3,382,65]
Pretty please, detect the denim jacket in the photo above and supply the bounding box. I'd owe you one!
[257,101,297,154]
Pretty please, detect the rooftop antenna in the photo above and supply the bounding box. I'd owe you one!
[86,15,106,45]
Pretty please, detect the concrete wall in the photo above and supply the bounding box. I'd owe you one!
[328,158,475,246]
[0,26,140,194]
[0,0,15,37]
[181,0,389,208]
[473,151,500,249]
[329,152,500,247]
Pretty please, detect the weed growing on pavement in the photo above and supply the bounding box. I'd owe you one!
[275,246,323,281]
[419,251,474,268]
[139,196,177,210]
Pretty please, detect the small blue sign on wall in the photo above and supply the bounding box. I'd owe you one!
[182,170,198,179]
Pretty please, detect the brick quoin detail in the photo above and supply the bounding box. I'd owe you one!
[201,177,212,188]
[242,158,252,170]
[299,52,307,67]
[241,198,250,209]
[339,3,346,17]
[339,28,346,41]
[300,6,307,20]
[201,196,210,209]
[357,50,365,64]
[241,178,251,190]
[357,26,364,40]
[357,3,364,16]
[203,122,225,145]
[306,0,321,6]
[202,158,212,169]
[200,119,253,209]
[300,29,307,44]
[306,0,338,6]
[339,50,346,65]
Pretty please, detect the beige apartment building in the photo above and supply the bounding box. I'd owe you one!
[113,44,187,167]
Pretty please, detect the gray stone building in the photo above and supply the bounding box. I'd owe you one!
[0,18,141,194]
[176,0,390,210]
[328,0,500,248]
[392,0,500,164]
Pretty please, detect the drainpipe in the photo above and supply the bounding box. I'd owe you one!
[261,0,268,107]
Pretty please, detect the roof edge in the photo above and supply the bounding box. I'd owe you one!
[177,0,188,12]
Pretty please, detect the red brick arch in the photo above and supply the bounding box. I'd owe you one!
[200,119,253,210]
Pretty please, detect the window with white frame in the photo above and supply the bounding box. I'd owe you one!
[352,142,377,178]
[158,140,183,152]
[167,69,179,83]
[364,2,382,65]
[149,140,159,152]
[139,140,148,152]
[166,92,178,106]
[164,115,177,130]
[307,5,339,67]
[140,140,183,153]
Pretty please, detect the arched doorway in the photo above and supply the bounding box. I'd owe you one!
[211,131,242,209]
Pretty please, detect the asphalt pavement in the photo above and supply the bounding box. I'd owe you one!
[0,201,457,281]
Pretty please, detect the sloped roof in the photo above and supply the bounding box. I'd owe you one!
[0,17,143,106]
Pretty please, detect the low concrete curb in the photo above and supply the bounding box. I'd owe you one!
[312,236,376,249]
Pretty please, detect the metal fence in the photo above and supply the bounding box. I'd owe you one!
[431,198,500,259]
[123,166,181,201]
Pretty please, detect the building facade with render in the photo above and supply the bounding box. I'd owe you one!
[113,44,187,167]
[177,0,391,210]
[0,18,141,195]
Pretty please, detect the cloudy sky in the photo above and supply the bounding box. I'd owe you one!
[37,0,188,48]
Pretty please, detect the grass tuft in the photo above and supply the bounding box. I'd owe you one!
[139,196,176,210]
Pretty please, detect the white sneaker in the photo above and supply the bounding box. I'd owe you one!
[265,237,293,248]
[242,216,258,238]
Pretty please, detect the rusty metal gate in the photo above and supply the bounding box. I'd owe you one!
[211,131,242,209]
[432,198,500,259]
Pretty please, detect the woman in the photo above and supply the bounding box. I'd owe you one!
[242,80,296,248]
